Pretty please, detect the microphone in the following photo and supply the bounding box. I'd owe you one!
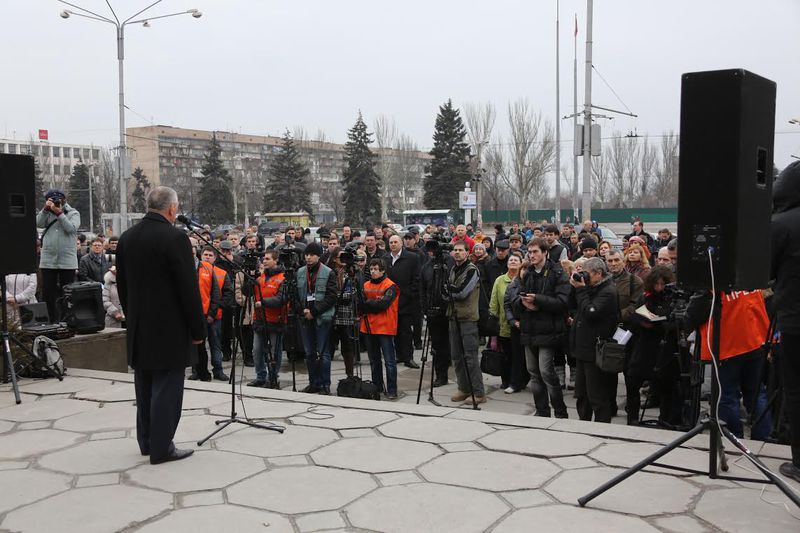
[177,214,198,227]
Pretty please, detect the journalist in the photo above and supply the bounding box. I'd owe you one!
[570,257,619,422]
[37,188,80,321]
[420,241,454,386]
[249,251,288,389]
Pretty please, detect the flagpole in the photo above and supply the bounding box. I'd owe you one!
[573,12,579,221]
[555,0,561,224]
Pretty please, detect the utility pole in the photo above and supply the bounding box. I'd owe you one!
[581,0,593,222]
[555,0,561,224]
[573,13,579,222]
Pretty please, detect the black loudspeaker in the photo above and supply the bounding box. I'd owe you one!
[0,154,37,275]
[677,69,776,290]
[60,282,105,334]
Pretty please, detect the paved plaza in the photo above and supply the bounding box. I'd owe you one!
[0,365,799,533]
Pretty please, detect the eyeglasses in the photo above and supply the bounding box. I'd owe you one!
[356,257,366,262]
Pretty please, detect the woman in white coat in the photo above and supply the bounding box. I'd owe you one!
[102,267,125,328]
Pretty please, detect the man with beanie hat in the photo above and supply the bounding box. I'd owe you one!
[771,160,800,481]
[573,237,598,261]
[296,241,338,394]
[37,188,81,321]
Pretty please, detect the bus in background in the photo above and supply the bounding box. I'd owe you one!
[402,209,459,227]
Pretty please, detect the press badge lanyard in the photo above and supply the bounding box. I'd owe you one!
[307,268,318,302]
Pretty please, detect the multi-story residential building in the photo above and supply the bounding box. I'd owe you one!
[127,125,429,224]
[0,137,103,191]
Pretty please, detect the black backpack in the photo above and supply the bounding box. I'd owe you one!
[336,375,381,401]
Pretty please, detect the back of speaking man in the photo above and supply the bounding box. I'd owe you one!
[116,186,206,465]
[770,160,800,481]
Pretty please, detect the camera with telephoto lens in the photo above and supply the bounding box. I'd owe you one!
[572,271,590,283]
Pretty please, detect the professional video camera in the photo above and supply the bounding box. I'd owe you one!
[339,249,355,266]
[278,246,300,272]
[663,283,693,322]
[242,249,265,273]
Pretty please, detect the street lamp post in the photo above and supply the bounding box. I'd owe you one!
[59,0,202,233]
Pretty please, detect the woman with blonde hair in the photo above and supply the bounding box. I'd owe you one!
[624,243,651,280]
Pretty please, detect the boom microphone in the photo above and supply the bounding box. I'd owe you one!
[176,214,198,227]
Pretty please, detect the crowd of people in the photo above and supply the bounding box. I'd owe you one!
[8,179,800,479]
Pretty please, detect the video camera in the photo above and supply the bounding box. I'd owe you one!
[663,283,693,322]
[242,249,265,273]
[279,246,300,271]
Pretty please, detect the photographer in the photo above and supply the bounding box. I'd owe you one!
[360,258,400,399]
[624,267,680,426]
[445,241,486,405]
[330,247,362,378]
[570,257,619,422]
[248,251,288,389]
[512,238,569,418]
[420,240,454,386]
[37,188,80,321]
[683,288,771,440]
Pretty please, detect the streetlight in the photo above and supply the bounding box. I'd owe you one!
[59,0,202,233]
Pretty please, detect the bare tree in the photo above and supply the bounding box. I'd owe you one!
[388,133,425,213]
[653,132,679,206]
[638,136,658,206]
[464,102,496,225]
[607,133,640,207]
[373,115,398,221]
[97,147,119,215]
[482,145,507,213]
[591,150,610,207]
[495,100,556,220]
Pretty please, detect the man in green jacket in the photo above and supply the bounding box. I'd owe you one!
[36,189,80,321]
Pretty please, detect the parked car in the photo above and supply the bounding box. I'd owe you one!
[597,225,623,250]
[403,224,426,235]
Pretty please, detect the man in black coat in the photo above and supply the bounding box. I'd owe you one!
[569,257,619,423]
[116,187,206,465]
[771,160,800,481]
[386,234,420,368]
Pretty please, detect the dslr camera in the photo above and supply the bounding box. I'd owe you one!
[49,197,62,208]
[572,271,590,284]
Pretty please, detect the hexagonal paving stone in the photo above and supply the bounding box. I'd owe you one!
[208,399,310,419]
[136,505,294,533]
[493,504,660,532]
[216,424,336,457]
[346,483,508,532]
[0,419,13,433]
[419,450,560,491]
[19,377,103,395]
[378,416,493,444]
[227,465,376,514]
[182,390,231,410]
[0,485,172,533]
[289,407,398,429]
[0,469,72,514]
[479,428,603,457]
[73,383,136,402]
[0,429,82,459]
[588,442,712,475]
[0,398,98,422]
[39,438,147,474]
[694,487,800,532]
[545,466,700,516]
[127,450,265,492]
[53,403,137,433]
[311,436,441,473]
[172,413,246,444]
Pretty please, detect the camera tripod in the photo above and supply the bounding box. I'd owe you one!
[579,293,800,509]
[179,224,284,447]
[415,318,441,406]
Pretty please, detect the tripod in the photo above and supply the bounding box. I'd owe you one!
[179,226,284,447]
[415,318,441,406]
[1,278,62,405]
[579,291,800,509]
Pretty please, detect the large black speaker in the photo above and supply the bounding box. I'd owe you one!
[677,69,776,290]
[60,282,105,334]
[0,154,37,275]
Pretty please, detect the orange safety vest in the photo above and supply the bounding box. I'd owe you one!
[360,277,399,336]
[255,271,287,324]
[699,290,769,361]
[212,266,227,320]
[197,261,215,316]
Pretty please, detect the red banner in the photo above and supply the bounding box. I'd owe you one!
[38,129,48,140]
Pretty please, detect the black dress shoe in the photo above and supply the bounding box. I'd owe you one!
[414,341,423,350]
[318,386,331,395]
[243,358,255,367]
[404,360,420,369]
[187,374,199,381]
[213,371,229,381]
[150,448,194,465]
[433,377,448,387]
[779,462,800,482]
[247,379,267,388]
[302,384,321,394]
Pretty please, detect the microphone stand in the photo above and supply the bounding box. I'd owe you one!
[177,219,284,445]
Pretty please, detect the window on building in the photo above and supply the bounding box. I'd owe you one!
[0,144,5,153]
[41,146,50,156]
[8,144,17,154]
[83,149,90,160]
[73,148,81,158]
[92,149,99,160]
[63,165,71,175]
[52,146,60,157]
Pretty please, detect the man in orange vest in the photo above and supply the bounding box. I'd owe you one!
[361,258,400,399]
[190,247,229,382]
[685,289,772,440]
[249,250,287,388]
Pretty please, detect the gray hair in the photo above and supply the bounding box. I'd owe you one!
[606,249,623,260]
[583,257,608,275]
[147,186,178,211]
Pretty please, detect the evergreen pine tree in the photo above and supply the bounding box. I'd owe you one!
[342,112,380,226]
[423,99,472,209]
[68,161,100,231]
[130,167,151,213]
[197,134,234,225]
[263,130,313,219]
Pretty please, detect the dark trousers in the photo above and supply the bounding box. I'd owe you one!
[500,329,529,390]
[781,333,800,464]
[239,324,254,362]
[428,315,451,379]
[220,307,234,360]
[332,324,356,377]
[134,367,185,461]
[395,313,414,363]
[41,268,75,322]
[575,359,616,423]
[412,306,423,346]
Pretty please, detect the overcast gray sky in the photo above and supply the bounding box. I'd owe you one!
[3,0,799,174]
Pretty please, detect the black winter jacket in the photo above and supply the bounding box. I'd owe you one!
[771,160,800,334]
[512,260,569,347]
[569,276,619,362]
